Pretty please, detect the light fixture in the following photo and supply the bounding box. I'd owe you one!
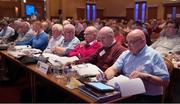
[23,0,26,3]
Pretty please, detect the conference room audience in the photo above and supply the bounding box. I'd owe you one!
[151,20,180,54]
[16,21,48,51]
[97,29,169,102]
[68,26,102,59]
[67,26,127,71]
[51,24,80,56]
[43,24,64,53]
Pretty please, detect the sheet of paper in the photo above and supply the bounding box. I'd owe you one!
[107,75,146,97]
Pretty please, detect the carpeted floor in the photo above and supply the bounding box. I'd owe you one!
[0,85,20,103]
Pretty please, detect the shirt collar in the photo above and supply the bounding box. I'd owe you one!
[135,45,147,56]
[104,40,116,49]
[89,40,97,46]
[54,35,62,40]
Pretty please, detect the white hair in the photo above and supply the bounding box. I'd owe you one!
[52,24,63,32]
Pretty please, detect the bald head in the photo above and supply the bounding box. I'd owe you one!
[127,29,146,42]
[84,26,98,43]
[85,26,98,36]
[99,26,114,37]
[126,29,146,54]
[98,26,115,47]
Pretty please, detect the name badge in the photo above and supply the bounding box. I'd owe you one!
[99,50,105,56]
[37,61,49,74]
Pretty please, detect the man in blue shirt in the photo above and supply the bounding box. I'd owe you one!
[97,29,170,102]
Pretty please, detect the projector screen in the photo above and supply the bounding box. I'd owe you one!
[25,4,35,16]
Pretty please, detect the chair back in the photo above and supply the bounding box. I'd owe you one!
[163,57,174,75]
[162,56,174,102]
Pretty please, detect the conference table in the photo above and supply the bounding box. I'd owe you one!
[0,50,126,103]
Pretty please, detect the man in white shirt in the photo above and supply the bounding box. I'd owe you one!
[44,24,64,53]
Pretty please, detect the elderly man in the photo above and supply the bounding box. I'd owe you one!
[15,21,34,44]
[51,24,80,56]
[16,21,48,51]
[97,29,169,102]
[43,24,64,53]
[151,21,180,54]
[69,26,126,71]
[68,26,102,58]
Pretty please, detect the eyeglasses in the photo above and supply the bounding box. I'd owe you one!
[127,39,141,45]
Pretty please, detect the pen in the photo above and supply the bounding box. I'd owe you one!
[98,70,103,76]
[98,70,106,80]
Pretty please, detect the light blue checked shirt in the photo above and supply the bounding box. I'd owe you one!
[113,45,169,95]
[43,35,64,53]
[60,36,80,55]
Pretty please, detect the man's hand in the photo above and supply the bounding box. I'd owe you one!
[51,46,65,55]
[96,72,107,83]
[79,41,87,48]
[129,70,150,80]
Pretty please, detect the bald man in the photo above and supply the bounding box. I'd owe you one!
[68,26,102,58]
[97,29,169,102]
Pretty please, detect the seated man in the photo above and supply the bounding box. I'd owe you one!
[151,20,180,55]
[97,29,169,102]
[68,26,127,71]
[51,24,80,56]
[68,26,102,59]
[16,21,48,51]
[15,21,34,44]
[43,24,64,53]
[0,19,15,43]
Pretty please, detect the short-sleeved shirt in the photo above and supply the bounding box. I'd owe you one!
[113,45,169,95]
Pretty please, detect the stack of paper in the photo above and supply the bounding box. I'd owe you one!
[42,53,79,65]
[72,63,103,76]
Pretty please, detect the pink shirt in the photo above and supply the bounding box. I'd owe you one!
[68,41,102,58]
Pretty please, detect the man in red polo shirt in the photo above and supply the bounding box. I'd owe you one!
[68,26,102,59]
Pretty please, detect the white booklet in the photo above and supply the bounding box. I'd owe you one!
[106,75,146,97]
[72,63,103,76]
